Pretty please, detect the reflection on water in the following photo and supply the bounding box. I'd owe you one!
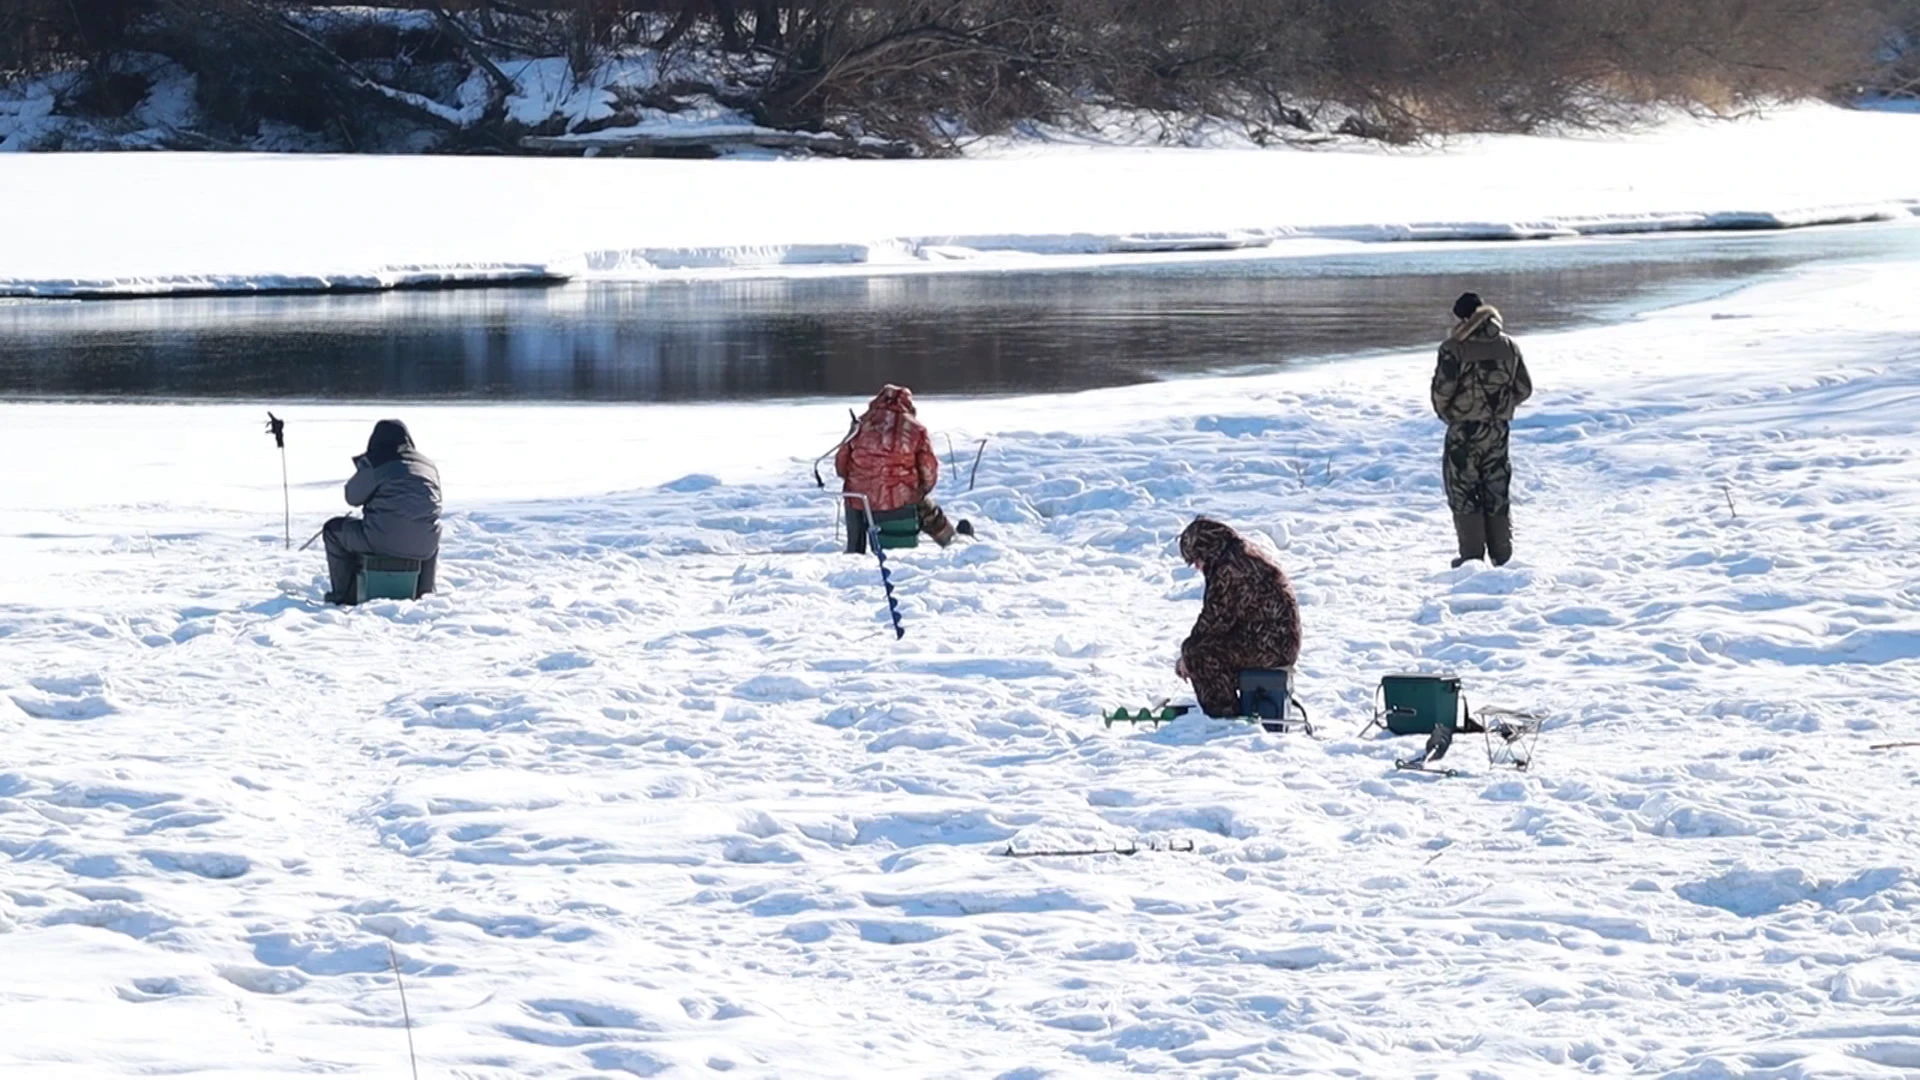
[3,226,1917,402]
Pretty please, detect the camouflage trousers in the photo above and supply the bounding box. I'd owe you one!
[1183,625,1300,718]
[1443,421,1513,515]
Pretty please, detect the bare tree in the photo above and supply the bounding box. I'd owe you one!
[4,0,1902,153]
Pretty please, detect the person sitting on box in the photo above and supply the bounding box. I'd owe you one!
[834,384,972,553]
[322,419,441,604]
[1174,516,1302,717]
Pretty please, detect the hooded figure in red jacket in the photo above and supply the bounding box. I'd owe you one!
[834,384,971,553]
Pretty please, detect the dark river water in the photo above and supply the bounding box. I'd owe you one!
[3,225,1917,402]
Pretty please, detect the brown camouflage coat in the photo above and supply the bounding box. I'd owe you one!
[1178,518,1303,717]
[1432,306,1532,515]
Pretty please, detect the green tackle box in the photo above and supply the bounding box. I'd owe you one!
[1375,673,1463,736]
[872,507,920,550]
[355,555,424,604]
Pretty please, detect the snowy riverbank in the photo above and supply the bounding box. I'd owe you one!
[4,248,1919,1075]
[3,104,1920,298]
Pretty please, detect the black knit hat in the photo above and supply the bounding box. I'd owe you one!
[1452,292,1483,321]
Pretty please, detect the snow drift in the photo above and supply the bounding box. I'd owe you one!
[2,104,1919,298]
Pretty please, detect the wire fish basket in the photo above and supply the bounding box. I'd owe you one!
[1478,708,1546,770]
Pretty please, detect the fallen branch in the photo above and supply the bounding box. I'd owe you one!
[428,3,516,105]
[1869,741,1920,751]
[518,129,911,158]
[999,839,1195,858]
[387,943,420,1080]
[225,2,469,132]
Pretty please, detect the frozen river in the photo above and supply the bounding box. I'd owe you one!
[2,223,1918,402]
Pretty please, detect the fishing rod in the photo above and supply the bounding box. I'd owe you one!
[264,412,290,549]
[812,409,860,488]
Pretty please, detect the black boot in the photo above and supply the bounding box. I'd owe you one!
[955,519,974,538]
[844,506,869,555]
[1451,512,1487,569]
[1486,512,1513,567]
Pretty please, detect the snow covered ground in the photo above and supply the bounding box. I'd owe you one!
[2,104,1919,297]
[4,239,1919,1076]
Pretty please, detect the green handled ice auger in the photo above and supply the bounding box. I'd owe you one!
[1103,704,1192,728]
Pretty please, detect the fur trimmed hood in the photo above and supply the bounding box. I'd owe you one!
[1448,305,1504,343]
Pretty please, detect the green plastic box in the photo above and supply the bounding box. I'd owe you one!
[873,508,920,550]
[1378,674,1461,736]
[355,555,423,603]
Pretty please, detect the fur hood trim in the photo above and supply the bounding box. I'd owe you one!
[1448,305,1504,343]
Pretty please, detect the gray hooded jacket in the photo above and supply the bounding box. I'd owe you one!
[344,419,442,560]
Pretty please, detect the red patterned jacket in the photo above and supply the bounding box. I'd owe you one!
[836,385,938,513]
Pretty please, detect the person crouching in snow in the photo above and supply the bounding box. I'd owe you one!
[322,419,442,604]
[1174,517,1302,718]
[834,384,972,554]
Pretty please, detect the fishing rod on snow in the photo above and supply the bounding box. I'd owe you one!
[968,437,988,492]
[945,434,990,492]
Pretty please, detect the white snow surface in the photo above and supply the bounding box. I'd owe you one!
[3,104,1920,296]
[4,250,1920,1076]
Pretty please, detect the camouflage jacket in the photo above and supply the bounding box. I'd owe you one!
[1432,306,1532,425]
[1178,518,1302,667]
[835,384,939,513]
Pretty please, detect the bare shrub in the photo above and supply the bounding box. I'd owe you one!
[1870,0,1920,97]
[4,0,1906,152]
[755,0,1895,148]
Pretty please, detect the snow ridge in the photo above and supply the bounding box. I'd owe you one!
[3,104,1918,299]
[6,204,1913,300]
[1,263,566,300]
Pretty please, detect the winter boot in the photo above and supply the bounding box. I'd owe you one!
[1486,512,1513,567]
[918,501,958,547]
[1451,512,1487,569]
[844,506,869,555]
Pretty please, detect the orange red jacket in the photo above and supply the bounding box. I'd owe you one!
[835,385,938,513]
